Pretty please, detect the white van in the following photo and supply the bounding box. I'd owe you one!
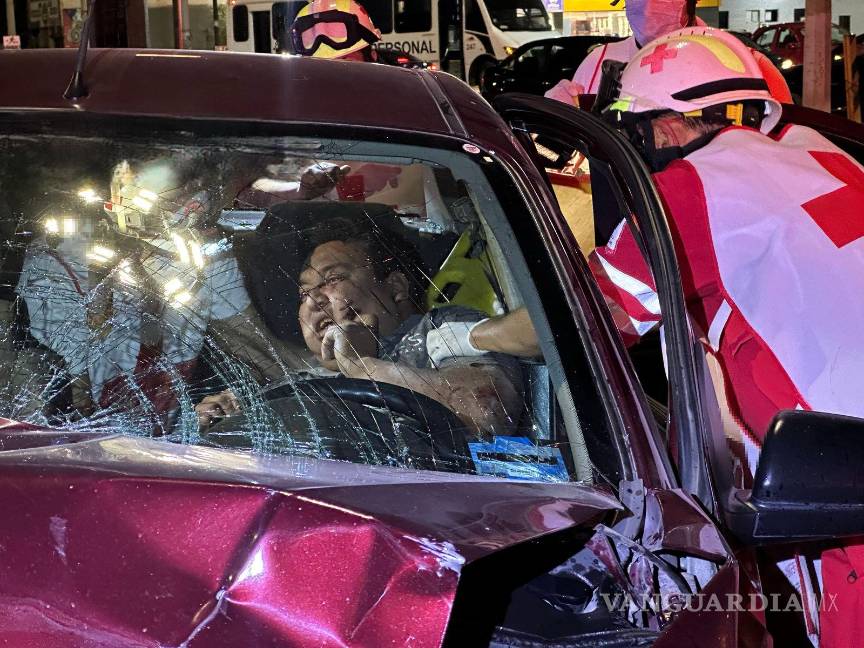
[227,0,559,83]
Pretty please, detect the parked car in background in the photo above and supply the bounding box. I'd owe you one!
[734,26,861,116]
[479,35,619,101]
[752,21,849,68]
[1,46,864,647]
[375,47,436,70]
[729,29,784,68]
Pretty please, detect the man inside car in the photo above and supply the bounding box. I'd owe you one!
[196,215,524,438]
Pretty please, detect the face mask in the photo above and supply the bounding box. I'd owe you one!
[625,0,688,47]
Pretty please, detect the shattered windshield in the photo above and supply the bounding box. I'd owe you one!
[0,124,609,484]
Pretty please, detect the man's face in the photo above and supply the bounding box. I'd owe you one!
[298,239,405,359]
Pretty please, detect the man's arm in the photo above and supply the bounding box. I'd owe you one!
[470,308,540,357]
[326,322,522,437]
[425,308,540,361]
[347,357,523,439]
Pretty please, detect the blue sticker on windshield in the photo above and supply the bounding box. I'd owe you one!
[468,436,569,482]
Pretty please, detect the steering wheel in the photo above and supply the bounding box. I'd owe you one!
[262,377,475,473]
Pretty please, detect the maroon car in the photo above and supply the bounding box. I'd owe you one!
[752,21,849,67]
[0,47,863,647]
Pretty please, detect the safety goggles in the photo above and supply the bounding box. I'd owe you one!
[290,10,379,57]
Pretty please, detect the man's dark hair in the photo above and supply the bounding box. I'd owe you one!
[242,201,432,339]
[296,208,430,309]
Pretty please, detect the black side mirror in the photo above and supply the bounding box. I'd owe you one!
[735,410,864,542]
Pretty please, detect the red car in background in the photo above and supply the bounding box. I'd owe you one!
[752,21,849,67]
[0,44,863,647]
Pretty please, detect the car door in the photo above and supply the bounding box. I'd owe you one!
[494,93,719,508]
[775,25,802,65]
[491,92,779,646]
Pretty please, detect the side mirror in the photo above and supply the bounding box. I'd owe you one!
[735,410,864,542]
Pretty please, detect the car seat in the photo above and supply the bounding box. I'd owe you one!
[426,227,504,316]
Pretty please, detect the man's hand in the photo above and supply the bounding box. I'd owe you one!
[321,321,379,378]
[296,164,351,200]
[195,389,241,429]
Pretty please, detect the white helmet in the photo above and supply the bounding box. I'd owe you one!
[611,26,782,133]
[107,159,211,236]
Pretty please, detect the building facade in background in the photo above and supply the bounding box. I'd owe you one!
[2,0,863,49]
[2,0,225,48]
[716,0,862,34]
[545,0,719,37]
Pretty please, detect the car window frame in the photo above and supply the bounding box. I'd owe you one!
[0,108,623,486]
[493,93,724,507]
[754,26,777,49]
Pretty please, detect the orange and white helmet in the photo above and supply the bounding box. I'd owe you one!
[290,0,380,60]
[611,26,782,133]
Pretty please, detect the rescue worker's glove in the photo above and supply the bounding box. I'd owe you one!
[426,320,489,368]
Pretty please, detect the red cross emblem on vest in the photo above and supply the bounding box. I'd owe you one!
[640,43,677,74]
[802,151,864,248]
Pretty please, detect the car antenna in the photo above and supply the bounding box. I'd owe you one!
[64,0,97,100]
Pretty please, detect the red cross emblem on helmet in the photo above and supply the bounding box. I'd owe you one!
[640,43,678,74]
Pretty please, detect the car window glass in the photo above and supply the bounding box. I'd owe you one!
[362,0,393,34]
[486,0,550,31]
[395,0,431,33]
[271,1,306,52]
[0,129,616,485]
[831,25,847,43]
[547,44,575,79]
[777,27,797,46]
[755,28,775,47]
[464,0,486,34]
[531,136,669,425]
[514,44,546,75]
[529,124,758,487]
[232,5,249,43]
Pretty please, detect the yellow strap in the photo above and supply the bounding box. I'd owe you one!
[725,103,744,125]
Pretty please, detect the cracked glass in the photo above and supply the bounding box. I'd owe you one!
[0,130,595,482]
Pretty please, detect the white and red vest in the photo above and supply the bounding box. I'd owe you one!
[572,37,639,95]
[590,124,864,472]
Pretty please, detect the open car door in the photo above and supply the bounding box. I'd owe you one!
[493,92,719,515]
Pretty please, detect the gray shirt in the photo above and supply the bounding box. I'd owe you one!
[380,305,523,389]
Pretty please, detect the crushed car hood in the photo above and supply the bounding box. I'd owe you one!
[0,427,621,647]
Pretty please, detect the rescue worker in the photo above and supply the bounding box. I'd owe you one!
[436,27,864,646]
[18,157,314,432]
[290,0,381,62]
[545,0,792,105]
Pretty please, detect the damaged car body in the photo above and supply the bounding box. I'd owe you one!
[1,46,862,647]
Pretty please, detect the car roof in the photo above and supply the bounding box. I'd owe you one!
[514,34,620,52]
[0,48,505,144]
